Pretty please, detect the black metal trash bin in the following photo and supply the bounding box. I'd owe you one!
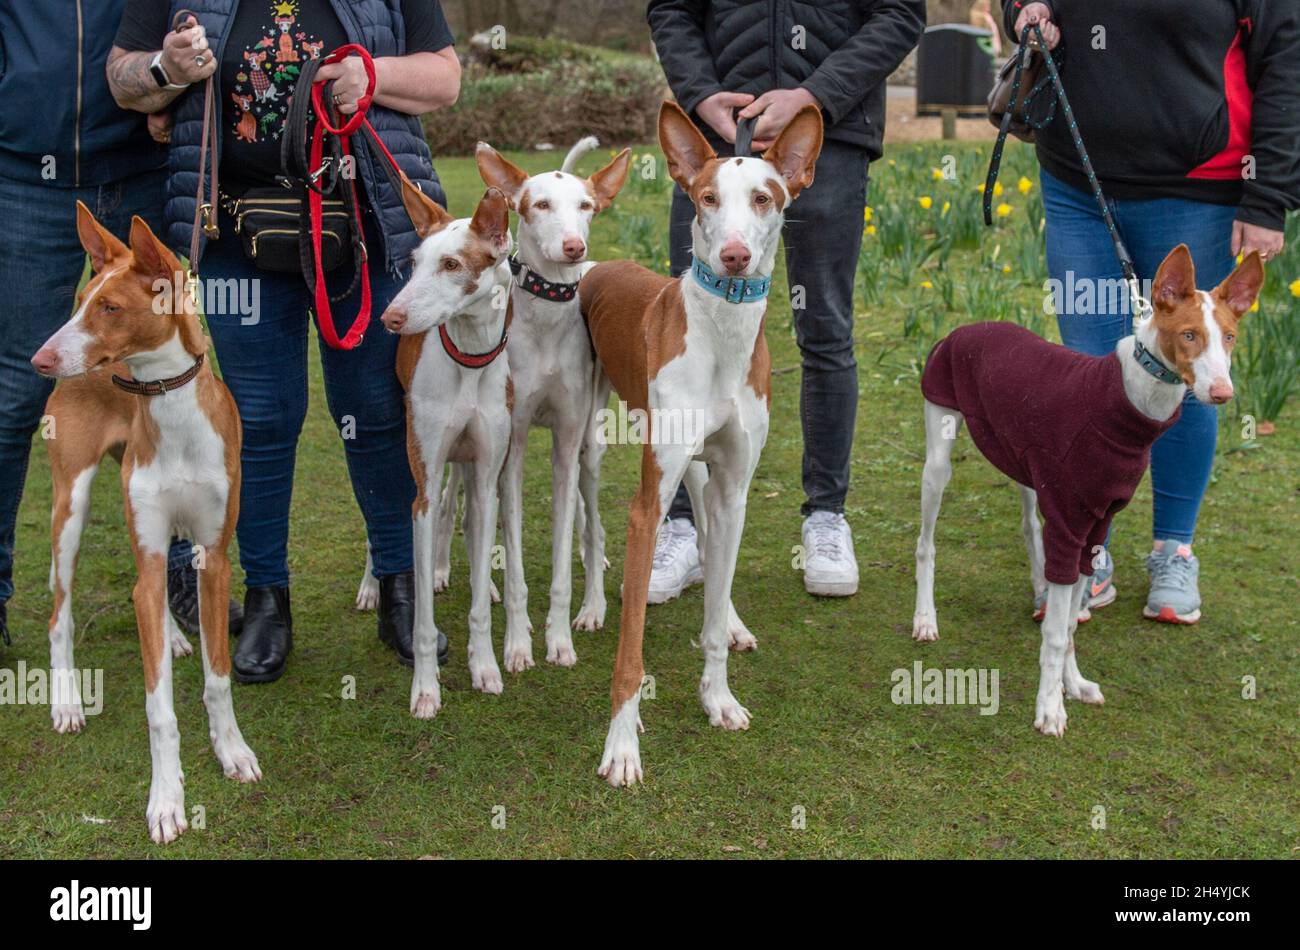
[916,23,997,118]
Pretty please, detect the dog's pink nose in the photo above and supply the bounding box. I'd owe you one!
[562,237,586,261]
[1208,378,1234,404]
[719,241,751,275]
[382,308,407,333]
[31,347,59,376]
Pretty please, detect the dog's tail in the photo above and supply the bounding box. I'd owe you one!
[561,135,600,174]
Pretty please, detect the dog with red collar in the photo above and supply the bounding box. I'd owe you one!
[380,185,513,716]
[912,244,1264,736]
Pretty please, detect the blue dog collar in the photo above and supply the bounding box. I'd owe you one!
[690,256,771,304]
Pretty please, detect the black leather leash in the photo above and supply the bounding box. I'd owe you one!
[985,23,1150,319]
[733,115,757,157]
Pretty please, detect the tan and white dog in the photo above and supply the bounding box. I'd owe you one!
[381,185,514,716]
[471,137,631,671]
[579,101,824,785]
[913,245,1263,736]
[31,203,260,843]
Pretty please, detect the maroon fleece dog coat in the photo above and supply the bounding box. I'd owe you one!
[921,322,1181,585]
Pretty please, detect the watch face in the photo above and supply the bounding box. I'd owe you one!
[151,57,169,88]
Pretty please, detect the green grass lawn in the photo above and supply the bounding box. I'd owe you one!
[2,141,1297,859]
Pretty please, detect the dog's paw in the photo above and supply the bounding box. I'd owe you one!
[1034,691,1068,737]
[214,735,262,783]
[503,637,534,674]
[545,633,578,668]
[700,680,751,731]
[912,613,940,642]
[469,656,504,695]
[410,682,443,720]
[597,734,643,788]
[355,576,380,611]
[573,598,606,631]
[51,703,86,734]
[169,627,194,658]
[1066,678,1105,705]
[433,568,450,593]
[146,785,188,844]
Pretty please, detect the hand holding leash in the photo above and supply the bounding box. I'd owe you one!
[164,14,217,85]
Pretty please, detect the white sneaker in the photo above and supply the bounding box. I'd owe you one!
[801,511,859,597]
[647,518,703,604]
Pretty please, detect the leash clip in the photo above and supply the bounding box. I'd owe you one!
[1127,275,1153,321]
[200,202,219,239]
[309,156,334,184]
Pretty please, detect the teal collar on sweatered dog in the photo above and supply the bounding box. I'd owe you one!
[690,256,771,304]
[1132,338,1183,385]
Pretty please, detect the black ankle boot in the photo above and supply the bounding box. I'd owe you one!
[378,572,447,667]
[234,586,292,684]
[167,562,245,637]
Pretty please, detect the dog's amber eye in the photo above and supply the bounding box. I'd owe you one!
[701,193,717,206]
[1182,330,1197,342]
[754,192,770,205]
[1224,332,1235,343]
[580,200,594,211]
[534,200,550,211]
[442,257,461,272]
[101,301,120,314]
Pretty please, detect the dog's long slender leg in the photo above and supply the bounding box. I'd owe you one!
[599,442,691,787]
[197,548,260,782]
[465,461,504,694]
[1063,575,1104,705]
[130,540,186,844]
[355,540,379,611]
[543,422,583,666]
[1035,578,1075,736]
[913,400,960,642]
[1020,487,1048,604]
[696,426,759,730]
[433,463,459,593]
[574,376,611,631]
[411,470,443,719]
[48,464,97,734]
[683,461,755,651]
[499,412,535,672]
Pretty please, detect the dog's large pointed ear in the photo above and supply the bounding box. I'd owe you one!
[1152,244,1197,311]
[762,104,823,199]
[475,143,529,208]
[469,187,512,257]
[399,173,455,240]
[77,200,128,272]
[128,215,179,280]
[659,100,716,192]
[1215,250,1264,317]
[588,147,631,212]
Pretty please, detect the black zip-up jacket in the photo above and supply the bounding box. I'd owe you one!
[647,0,926,160]
[0,0,165,188]
[1004,0,1300,230]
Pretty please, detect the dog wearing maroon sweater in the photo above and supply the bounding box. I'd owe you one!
[913,245,1263,736]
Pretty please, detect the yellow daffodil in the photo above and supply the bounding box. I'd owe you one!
[920,280,934,290]
[1002,264,1012,274]
[865,224,877,236]
[1017,176,1033,194]
[941,201,951,215]
[1289,278,1300,297]
[931,168,944,181]
[993,181,1004,197]
[996,203,1013,218]
[1250,299,1260,312]
[919,196,933,210]
[863,206,874,222]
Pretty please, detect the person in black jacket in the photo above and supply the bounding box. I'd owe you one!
[645,0,925,602]
[1005,1,1299,624]
[0,0,235,651]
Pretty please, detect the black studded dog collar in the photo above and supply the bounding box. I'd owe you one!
[509,256,578,303]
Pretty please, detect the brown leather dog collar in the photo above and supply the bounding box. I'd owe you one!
[112,354,205,396]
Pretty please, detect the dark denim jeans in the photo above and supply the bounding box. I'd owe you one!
[667,139,869,520]
[200,208,415,589]
[0,168,170,605]
[1041,169,1235,543]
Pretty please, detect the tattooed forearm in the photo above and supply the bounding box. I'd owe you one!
[107,47,183,114]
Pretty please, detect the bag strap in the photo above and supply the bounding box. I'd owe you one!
[985,23,1151,320]
[173,11,219,277]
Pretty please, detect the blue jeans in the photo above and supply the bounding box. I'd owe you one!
[0,168,178,604]
[200,208,414,589]
[1041,169,1235,544]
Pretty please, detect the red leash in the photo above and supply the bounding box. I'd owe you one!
[307,44,407,350]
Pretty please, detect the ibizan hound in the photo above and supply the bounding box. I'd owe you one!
[579,101,824,786]
[913,245,1263,736]
[471,136,631,671]
[380,185,513,717]
[31,203,260,843]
